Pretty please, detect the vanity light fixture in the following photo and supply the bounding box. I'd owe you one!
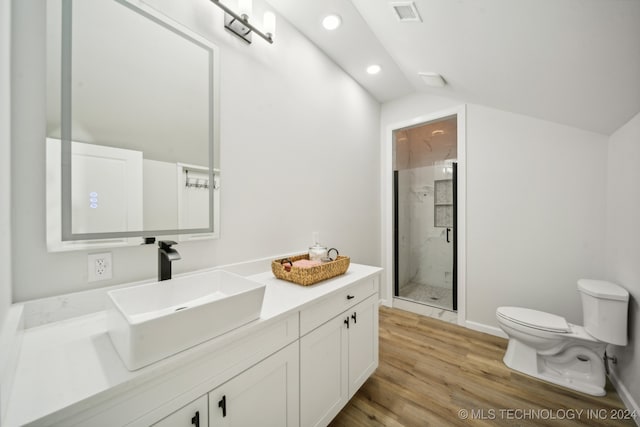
[367,64,382,75]
[322,14,342,30]
[210,0,276,44]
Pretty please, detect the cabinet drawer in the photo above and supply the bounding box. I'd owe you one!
[300,276,377,336]
[152,395,207,427]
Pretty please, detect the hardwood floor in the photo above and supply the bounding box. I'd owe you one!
[330,306,635,427]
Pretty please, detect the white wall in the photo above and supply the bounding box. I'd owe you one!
[11,0,381,301]
[0,0,12,327]
[0,0,13,419]
[465,105,607,326]
[382,93,608,327]
[605,111,640,411]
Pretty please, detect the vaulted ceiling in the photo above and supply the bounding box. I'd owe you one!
[267,0,640,135]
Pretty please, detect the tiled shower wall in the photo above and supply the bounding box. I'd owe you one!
[397,165,453,292]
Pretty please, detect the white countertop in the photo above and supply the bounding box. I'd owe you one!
[3,263,381,427]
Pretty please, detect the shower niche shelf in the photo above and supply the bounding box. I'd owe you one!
[434,179,453,227]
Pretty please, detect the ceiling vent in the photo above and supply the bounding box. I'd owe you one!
[418,72,446,87]
[390,2,422,22]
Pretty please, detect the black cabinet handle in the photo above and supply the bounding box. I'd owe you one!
[191,411,200,427]
[446,228,451,243]
[344,317,349,329]
[346,294,355,300]
[351,312,357,324]
[218,395,227,417]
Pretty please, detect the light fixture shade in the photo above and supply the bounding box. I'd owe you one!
[418,72,446,87]
[263,11,276,36]
[211,0,274,43]
[238,0,252,17]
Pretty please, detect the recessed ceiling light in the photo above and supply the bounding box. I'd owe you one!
[322,14,342,30]
[431,129,445,136]
[367,64,382,75]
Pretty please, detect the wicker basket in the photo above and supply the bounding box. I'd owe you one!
[272,253,350,286]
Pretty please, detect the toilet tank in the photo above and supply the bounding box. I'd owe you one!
[578,279,629,346]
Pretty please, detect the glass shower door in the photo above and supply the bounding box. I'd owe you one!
[392,118,457,312]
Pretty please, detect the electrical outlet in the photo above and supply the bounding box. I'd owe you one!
[88,253,112,282]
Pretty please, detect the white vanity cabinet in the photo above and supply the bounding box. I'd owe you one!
[299,277,379,427]
[152,395,208,427]
[300,312,349,427]
[347,294,378,396]
[208,341,299,427]
[150,341,299,427]
[3,264,382,427]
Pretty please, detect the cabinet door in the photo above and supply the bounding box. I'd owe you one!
[152,394,208,427]
[348,294,379,398]
[300,313,349,427]
[209,341,299,427]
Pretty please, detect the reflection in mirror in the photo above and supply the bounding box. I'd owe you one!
[46,0,220,251]
[46,138,220,251]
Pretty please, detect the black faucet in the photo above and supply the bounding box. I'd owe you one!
[158,240,181,281]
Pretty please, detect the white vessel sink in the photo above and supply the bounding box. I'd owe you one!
[106,270,266,370]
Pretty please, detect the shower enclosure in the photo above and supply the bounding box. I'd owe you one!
[393,117,457,311]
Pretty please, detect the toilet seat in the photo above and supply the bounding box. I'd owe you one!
[497,307,570,333]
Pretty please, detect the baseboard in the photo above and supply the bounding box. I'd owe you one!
[609,369,640,426]
[0,304,24,424]
[392,298,458,325]
[382,306,638,422]
[467,320,638,424]
[383,301,506,336]
[465,319,508,339]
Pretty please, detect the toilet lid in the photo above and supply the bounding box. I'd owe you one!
[497,306,570,333]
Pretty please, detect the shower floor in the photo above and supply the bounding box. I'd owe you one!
[399,281,454,311]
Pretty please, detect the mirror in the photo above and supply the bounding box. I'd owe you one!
[46,0,220,251]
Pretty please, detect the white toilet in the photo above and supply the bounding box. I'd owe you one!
[496,279,629,396]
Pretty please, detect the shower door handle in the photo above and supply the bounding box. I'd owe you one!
[446,228,451,243]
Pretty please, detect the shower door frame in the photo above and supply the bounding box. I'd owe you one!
[383,105,467,326]
[392,136,457,311]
